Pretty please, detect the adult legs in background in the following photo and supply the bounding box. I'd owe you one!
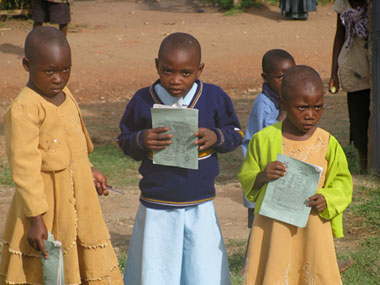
[347,89,371,172]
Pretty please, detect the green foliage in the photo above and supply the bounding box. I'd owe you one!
[88,144,140,188]
[206,0,256,10]
[0,0,32,10]
[342,144,361,174]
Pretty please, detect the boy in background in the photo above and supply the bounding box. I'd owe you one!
[118,32,243,285]
[242,49,295,227]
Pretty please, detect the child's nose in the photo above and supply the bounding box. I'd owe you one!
[305,109,315,119]
[52,73,64,84]
[170,74,181,85]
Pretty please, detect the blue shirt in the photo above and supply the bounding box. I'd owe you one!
[242,92,279,157]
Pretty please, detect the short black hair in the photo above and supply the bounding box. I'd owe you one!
[158,32,201,64]
[281,65,323,99]
[262,49,295,74]
[24,26,70,61]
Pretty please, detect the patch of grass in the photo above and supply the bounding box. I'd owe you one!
[0,163,14,186]
[118,254,127,273]
[349,179,380,231]
[340,236,380,284]
[226,239,246,284]
[89,144,140,188]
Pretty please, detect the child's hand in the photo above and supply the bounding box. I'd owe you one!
[92,167,109,196]
[143,127,172,151]
[194,128,217,151]
[253,161,287,190]
[27,215,48,258]
[308,194,326,212]
[262,161,287,182]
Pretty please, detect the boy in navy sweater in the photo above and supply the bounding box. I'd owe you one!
[118,32,243,285]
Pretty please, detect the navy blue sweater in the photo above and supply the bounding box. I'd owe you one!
[117,80,243,209]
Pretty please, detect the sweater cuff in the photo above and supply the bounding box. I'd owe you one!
[211,128,225,148]
[136,130,146,149]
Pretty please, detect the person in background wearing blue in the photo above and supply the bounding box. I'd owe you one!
[242,49,295,227]
[280,0,317,20]
[117,32,243,285]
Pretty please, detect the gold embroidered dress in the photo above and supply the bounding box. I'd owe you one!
[0,87,122,284]
[242,127,347,285]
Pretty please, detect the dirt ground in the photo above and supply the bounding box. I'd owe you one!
[0,0,361,256]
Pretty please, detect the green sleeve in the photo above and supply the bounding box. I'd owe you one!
[238,123,283,212]
[238,134,265,204]
[316,135,353,238]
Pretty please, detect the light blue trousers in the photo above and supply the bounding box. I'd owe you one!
[124,201,231,285]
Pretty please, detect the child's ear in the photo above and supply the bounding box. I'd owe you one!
[262,72,268,82]
[22,57,30,72]
[196,63,205,78]
[155,58,159,73]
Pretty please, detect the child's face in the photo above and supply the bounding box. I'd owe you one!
[155,48,204,98]
[263,59,295,95]
[23,44,71,98]
[281,85,324,135]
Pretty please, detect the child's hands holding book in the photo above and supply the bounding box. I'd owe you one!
[143,127,173,150]
[253,161,287,190]
[308,194,326,212]
[28,215,48,258]
[194,128,217,151]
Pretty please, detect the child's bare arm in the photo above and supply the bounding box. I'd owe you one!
[28,215,48,258]
[308,194,327,212]
[253,161,287,190]
[143,127,172,151]
[92,167,109,196]
[194,128,218,151]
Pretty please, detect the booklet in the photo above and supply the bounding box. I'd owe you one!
[42,233,64,285]
[151,104,199,169]
[258,154,323,228]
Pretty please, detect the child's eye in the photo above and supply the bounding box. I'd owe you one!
[63,67,70,73]
[315,105,323,110]
[182,71,191,77]
[297,106,306,111]
[163,69,172,74]
[45,70,53,75]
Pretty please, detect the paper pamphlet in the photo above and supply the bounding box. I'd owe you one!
[42,232,64,285]
[258,154,323,228]
[151,104,198,169]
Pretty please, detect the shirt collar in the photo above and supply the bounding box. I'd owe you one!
[154,82,198,108]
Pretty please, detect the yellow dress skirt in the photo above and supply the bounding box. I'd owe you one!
[0,95,122,284]
[244,129,342,285]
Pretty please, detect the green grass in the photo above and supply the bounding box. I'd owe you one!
[349,177,380,231]
[226,239,246,284]
[88,144,140,188]
[340,236,380,284]
[0,163,14,186]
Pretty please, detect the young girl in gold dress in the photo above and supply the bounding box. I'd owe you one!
[239,65,353,284]
[0,27,122,284]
